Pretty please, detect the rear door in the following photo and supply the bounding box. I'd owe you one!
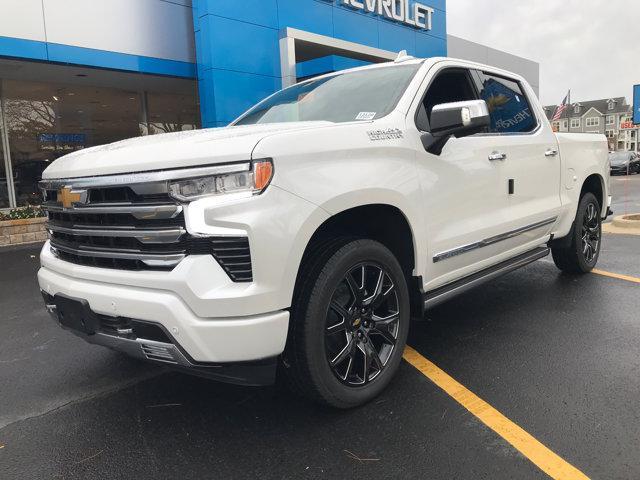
[472,70,562,246]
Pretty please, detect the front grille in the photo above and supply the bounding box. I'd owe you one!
[41,175,253,281]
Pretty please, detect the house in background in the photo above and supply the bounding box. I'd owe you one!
[543,98,636,152]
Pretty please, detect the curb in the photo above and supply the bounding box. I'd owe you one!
[603,214,640,236]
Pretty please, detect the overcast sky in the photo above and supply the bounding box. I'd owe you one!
[447,0,640,106]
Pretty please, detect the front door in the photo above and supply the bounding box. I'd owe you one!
[412,65,516,290]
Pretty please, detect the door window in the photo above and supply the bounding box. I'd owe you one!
[419,69,478,125]
[475,72,537,134]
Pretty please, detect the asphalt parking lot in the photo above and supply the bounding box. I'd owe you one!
[1,175,639,480]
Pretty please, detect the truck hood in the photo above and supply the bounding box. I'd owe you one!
[42,122,332,179]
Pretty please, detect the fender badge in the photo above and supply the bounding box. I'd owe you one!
[367,128,404,141]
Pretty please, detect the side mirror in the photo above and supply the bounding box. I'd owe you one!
[420,100,490,154]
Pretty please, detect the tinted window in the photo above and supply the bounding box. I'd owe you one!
[476,72,536,134]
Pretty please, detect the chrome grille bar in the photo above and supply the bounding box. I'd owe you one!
[47,223,186,244]
[43,202,182,220]
[50,243,185,268]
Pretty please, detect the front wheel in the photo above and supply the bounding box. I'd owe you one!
[282,238,410,408]
[551,192,602,273]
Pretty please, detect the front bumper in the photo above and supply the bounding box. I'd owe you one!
[42,291,278,386]
[610,166,631,175]
[38,265,289,373]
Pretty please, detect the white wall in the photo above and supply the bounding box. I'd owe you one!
[448,35,540,97]
[0,0,195,63]
[0,0,47,42]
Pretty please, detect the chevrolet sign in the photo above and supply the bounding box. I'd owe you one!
[341,0,435,30]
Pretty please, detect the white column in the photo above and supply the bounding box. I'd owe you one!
[279,36,297,89]
[0,83,17,209]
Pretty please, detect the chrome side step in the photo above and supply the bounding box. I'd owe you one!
[424,247,550,309]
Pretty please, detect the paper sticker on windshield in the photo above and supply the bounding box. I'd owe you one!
[356,112,377,121]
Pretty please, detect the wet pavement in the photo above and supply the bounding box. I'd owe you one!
[1,175,639,479]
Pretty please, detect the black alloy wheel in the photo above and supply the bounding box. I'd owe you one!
[581,201,600,264]
[325,263,400,386]
[551,192,602,273]
[282,238,410,408]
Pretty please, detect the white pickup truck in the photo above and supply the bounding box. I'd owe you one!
[38,56,610,408]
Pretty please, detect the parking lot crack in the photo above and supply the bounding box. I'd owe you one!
[0,370,164,432]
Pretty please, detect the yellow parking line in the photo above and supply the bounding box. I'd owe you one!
[403,346,589,480]
[592,269,640,284]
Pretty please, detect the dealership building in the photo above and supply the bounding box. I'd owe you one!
[0,0,539,209]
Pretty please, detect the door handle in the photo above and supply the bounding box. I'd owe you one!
[545,149,558,157]
[488,152,507,161]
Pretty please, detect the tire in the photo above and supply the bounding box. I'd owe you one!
[551,192,602,273]
[282,238,410,408]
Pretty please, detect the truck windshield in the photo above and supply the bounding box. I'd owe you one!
[233,64,421,125]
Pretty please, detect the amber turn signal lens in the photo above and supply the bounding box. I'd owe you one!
[254,160,273,191]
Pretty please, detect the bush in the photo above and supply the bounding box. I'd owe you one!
[0,205,46,221]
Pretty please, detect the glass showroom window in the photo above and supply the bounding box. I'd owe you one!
[0,109,7,208]
[0,79,199,207]
[2,80,142,206]
[145,91,199,135]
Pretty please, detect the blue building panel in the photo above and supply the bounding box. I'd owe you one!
[0,36,195,78]
[415,32,447,58]
[196,0,279,29]
[425,6,447,40]
[193,0,448,127]
[47,43,196,78]
[0,36,48,62]
[210,70,280,125]
[199,15,280,78]
[378,22,417,55]
[198,68,217,128]
[634,85,640,125]
[277,0,335,37]
[332,8,379,46]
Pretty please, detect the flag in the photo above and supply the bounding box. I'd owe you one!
[552,91,570,121]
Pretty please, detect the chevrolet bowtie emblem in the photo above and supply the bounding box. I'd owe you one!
[58,187,87,209]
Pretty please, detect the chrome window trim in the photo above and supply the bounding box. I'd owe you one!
[39,162,251,191]
[433,217,557,263]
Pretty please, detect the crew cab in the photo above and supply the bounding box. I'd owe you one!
[38,56,610,408]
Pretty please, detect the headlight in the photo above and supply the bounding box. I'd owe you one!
[169,159,273,202]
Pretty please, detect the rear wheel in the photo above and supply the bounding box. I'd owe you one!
[551,192,602,273]
[282,238,410,408]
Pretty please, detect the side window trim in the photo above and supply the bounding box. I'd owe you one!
[473,69,541,137]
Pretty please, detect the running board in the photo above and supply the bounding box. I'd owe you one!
[424,247,550,309]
